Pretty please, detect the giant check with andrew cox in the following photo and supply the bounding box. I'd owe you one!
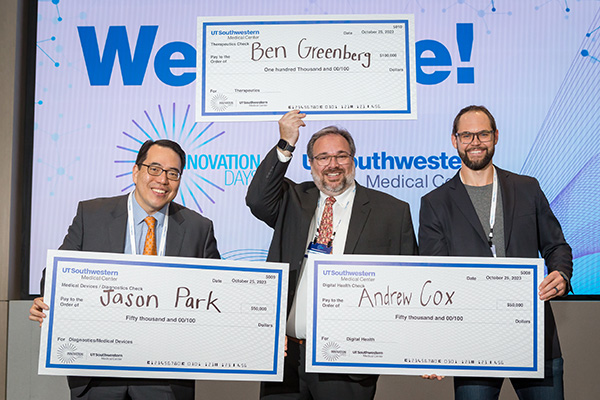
[306,255,545,378]
[39,250,288,381]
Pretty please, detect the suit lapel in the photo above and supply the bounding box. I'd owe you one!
[448,173,489,246]
[165,202,184,256]
[298,186,319,247]
[497,167,515,249]
[344,184,370,254]
[108,195,128,253]
[302,186,319,218]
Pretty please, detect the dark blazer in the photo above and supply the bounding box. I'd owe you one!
[58,194,219,258]
[246,147,418,315]
[43,194,220,397]
[418,167,573,359]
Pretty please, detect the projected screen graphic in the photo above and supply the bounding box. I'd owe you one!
[31,1,600,296]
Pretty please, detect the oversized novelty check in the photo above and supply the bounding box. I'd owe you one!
[39,250,288,381]
[196,14,416,121]
[306,255,544,378]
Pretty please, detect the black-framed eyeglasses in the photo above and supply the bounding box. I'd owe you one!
[311,153,353,166]
[140,164,181,181]
[454,130,495,145]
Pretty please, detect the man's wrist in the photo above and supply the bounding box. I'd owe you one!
[276,147,293,163]
[276,139,295,160]
[277,139,295,153]
[558,271,572,294]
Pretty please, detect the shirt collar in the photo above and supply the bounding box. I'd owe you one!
[318,181,356,208]
[131,191,168,226]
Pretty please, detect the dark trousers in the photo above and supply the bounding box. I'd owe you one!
[261,339,377,400]
[70,377,194,400]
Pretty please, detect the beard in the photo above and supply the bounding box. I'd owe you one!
[458,145,495,171]
[311,165,355,196]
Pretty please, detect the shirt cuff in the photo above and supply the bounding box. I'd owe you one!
[276,147,292,163]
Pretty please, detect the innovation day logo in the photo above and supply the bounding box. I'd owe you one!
[210,94,233,111]
[57,343,82,364]
[115,103,226,213]
[321,341,346,362]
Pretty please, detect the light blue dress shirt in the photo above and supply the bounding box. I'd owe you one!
[123,193,168,254]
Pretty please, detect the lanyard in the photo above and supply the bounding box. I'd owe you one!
[488,168,498,257]
[460,167,498,257]
[127,191,169,256]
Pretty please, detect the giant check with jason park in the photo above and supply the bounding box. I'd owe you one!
[39,250,288,381]
[196,14,416,121]
[306,255,544,378]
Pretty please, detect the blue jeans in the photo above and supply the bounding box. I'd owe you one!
[454,357,564,400]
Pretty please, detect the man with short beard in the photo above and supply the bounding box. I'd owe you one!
[418,105,572,399]
[246,110,418,400]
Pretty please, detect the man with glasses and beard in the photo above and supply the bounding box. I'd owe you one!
[418,105,572,399]
[246,110,418,400]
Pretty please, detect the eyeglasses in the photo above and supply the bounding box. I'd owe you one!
[140,164,181,181]
[312,153,353,166]
[454,130,495,145]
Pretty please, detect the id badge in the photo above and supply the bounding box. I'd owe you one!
[307,241,333,255]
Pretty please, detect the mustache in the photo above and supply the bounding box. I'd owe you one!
[322,167,344,174]
[467,146,488,152]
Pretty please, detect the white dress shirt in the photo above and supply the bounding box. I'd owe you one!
[278,147,356,338]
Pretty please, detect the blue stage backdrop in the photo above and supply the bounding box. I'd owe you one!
[30,0,600,296]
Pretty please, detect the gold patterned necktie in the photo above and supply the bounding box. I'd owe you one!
[316,196,336,246]
[143,216,157,255]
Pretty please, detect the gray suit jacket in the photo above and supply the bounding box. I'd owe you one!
[43,194,220,396]
[418,167,573,359]
[246,147,418,315]
[58,194,219,258]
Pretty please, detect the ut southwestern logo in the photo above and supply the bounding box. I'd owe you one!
[322,269,376,278]
[210,29,260,36]
[302,152,460,171]
[77,23,474,86]
[302,152,461,190]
